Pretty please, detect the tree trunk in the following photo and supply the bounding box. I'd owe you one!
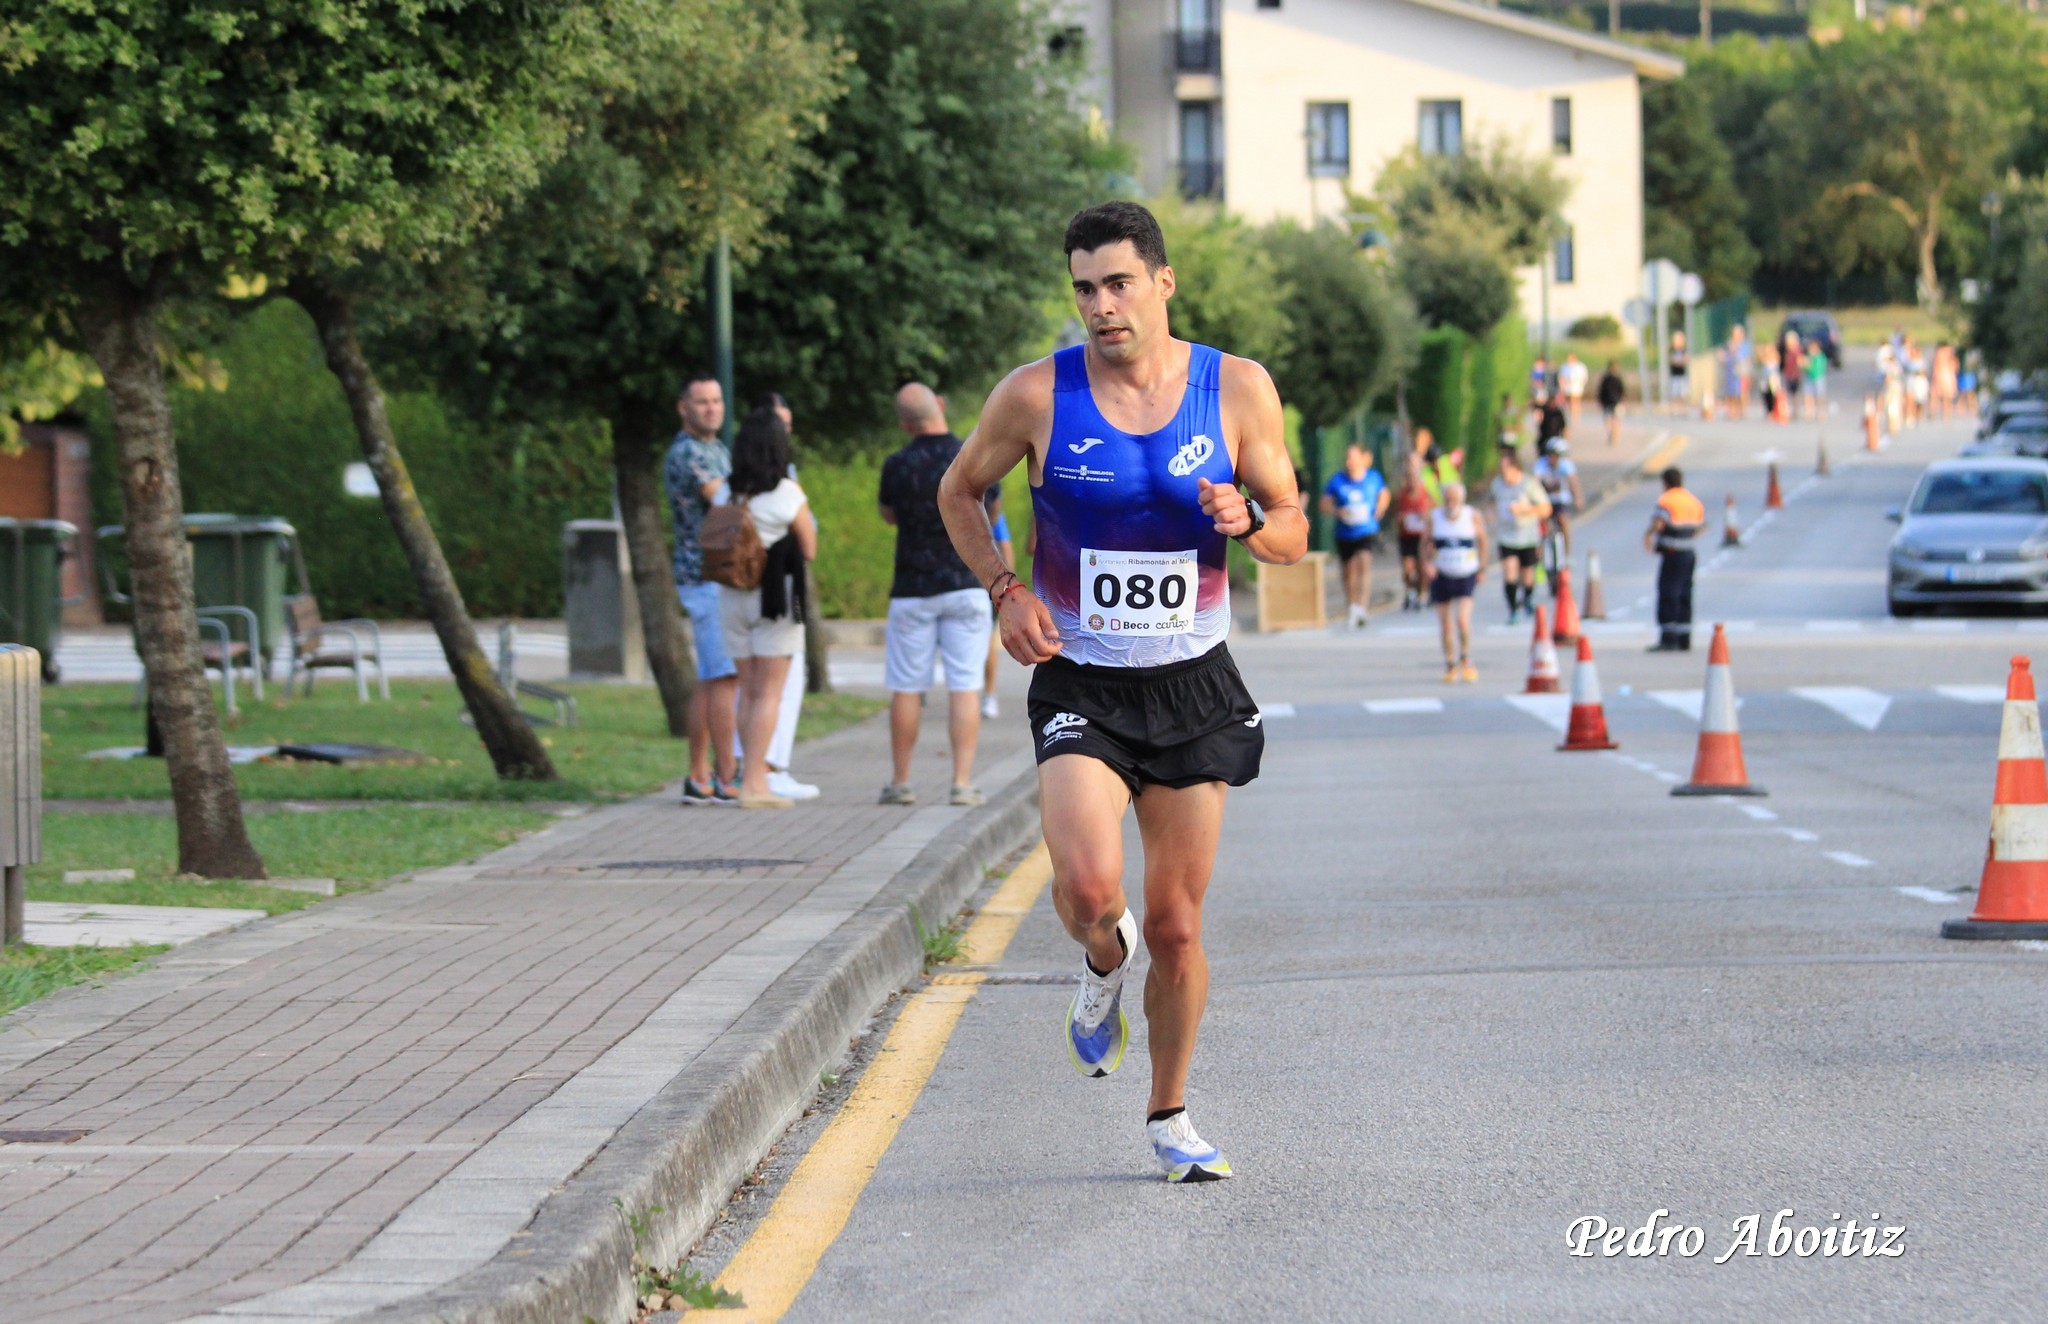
[802,564,831,695]
[74,278,266,879]
[1917,205,1943,315]
[611,398,695,736]
[295,282,558,780]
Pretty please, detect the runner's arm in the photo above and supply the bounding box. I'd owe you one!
[1204,356,1306,564]
[1375,484,1392,522]
[940,364,1061,663]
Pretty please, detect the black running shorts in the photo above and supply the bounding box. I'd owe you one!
[1027,644,1264,795]
[1335,533,1377,563]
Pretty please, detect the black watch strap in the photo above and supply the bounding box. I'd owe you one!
[1231,498,1267,544]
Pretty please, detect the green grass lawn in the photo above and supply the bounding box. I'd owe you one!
[0,945,169,1019]
[24,803,557,913]
[42,681,883,801]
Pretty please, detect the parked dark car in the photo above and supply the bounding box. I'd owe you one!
[1777,311,1843,368]
[1887,458,2048,615]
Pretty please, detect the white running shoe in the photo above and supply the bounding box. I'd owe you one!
[767,770,820,801]
[981,692,999,719]
[1147,1111,1233,1183]
[1065,909,1137,1078]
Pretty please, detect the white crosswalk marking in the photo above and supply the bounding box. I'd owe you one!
[1791,686,1892,731]
[1503,693,1571,733]
[1898,887,1962,905]
[1825,850,1874,868]
[1362,698,1444,715]
[1648,689,1704,721]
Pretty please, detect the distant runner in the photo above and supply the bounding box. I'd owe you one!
[939,201,1306,1182]
[1321,441,1390,628]
[1425,481,1488,682]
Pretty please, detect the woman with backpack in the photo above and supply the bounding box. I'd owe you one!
[708,405,818,808]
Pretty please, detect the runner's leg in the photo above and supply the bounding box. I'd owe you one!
[1042,754,1135,975]
[1133,779,1227,1116]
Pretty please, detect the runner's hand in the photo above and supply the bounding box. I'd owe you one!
[1197,478,1251,537]
[999,588,1062,665]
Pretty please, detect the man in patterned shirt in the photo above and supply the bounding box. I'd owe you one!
[664,372,738,804]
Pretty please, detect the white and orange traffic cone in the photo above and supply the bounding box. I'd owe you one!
[1943,656,2048,939]
[1551,566,1582,645]
[1581,551,1607,620]
[1722,495,1742,547]
[1764,461,1784,511]
[1558,636,1618,751]
[1864,395,1882,451]
[1525,605,1561,693]
[1672,623,1765,797]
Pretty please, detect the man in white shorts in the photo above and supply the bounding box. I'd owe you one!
[879,384,994,806]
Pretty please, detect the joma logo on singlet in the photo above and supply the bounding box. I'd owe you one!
[1166,434,1216,478]
[1068,438,1106,454]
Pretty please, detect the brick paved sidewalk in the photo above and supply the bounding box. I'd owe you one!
[0,704,1035,1324]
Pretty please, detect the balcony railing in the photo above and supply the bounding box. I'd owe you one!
[1178,160,1224,201]
[1172,28,1220,74]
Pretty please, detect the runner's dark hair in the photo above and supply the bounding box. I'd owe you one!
[730,405,793,499]
[677,370,720,400]
[1064,201,1168,272]
[1662,466,1684,488]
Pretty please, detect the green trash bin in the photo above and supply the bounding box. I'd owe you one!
[0,519,75,682]
[183,515,299,665]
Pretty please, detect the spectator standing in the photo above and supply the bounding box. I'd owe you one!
[1645,466,1704,652]
[749,392,819,800]
[1597,360,1626,446]
[1529,355,1552,406]
[1667,330,1689,408]
[879,383,993,807]
[1320,441,1391,628]
[664,372,739,807]
[1781,332,1805,420]
[1932,343,1959,421]
[1804,340,1829,419]
[1559,352,1589,427]
[718,406,817,809]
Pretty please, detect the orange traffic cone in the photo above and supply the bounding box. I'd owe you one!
[1551,567,1582,645]
[1672,623,1765,797]
[1943,656,2048,939]
[1864,395,1882,451]
[1525,605,1561,693]
[1558,636,1618,751]
[1764,462,1784,511]
[1722,495,1742,547]
[1581,551,1607,620]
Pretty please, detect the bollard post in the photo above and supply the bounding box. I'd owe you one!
[1,645,42,948]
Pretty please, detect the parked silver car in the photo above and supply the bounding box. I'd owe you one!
[1959,413,2048,458]
[1887,458,2048,615]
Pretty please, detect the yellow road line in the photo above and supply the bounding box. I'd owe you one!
[1637,430,1689,476]
[679,844,1053,1322]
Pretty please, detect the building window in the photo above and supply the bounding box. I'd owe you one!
[1553,226,1576,284]
[1552,97,1572,155]
[1049,25,1086,63]
[1419,100,1463,157]
[1180,101,1223,200]
[1257,0,1281,8]
[1307,102,1351,178]
[1175,0,1219,73]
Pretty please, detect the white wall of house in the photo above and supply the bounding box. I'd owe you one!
[1088,0,1668,340]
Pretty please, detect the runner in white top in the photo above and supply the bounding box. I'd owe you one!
[1423,482,1488,683]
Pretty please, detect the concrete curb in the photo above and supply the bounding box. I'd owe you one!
[367,762,1044,1324]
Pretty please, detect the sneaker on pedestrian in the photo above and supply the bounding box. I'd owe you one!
[680,778,717,806]
[1442,664,1460,684]
[949,783,985,807]
[711,781,741,808]
[1147,1110,1233,1183]
[1460,662,1480,684]
[737,789,794,810]
[767,770,820,801]
[980,692,1000,720]
[1067,909,1137,1078]
[878,783,917,806]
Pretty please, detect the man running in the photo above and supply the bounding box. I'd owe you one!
[1489,447,1550,624]
[938,201,1305,1183]
[1320,441,1389,628]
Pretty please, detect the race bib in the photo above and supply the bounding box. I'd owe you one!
[1342,501,1372,526]
[1079,548,1197,636]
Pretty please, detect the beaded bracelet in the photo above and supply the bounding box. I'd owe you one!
[987,570,1020,603]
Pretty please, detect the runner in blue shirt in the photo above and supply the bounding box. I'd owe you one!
[1320,442,1390,628]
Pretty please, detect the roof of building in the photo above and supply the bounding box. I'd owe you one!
[1397,0,1686,79]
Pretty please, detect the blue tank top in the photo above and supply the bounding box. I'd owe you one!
[1032,343,1233,668]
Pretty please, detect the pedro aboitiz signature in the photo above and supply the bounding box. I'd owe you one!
[1566,1208,1906,1263]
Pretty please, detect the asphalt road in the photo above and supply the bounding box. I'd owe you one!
[684,405,2048,1323]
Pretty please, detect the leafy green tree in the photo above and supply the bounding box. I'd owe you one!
[359,0,840,735]
[1642,76,1757,300]
[1150,196,1290,365]
[1396,210,1518,340]
[714,0,1121,447]
[1971,181,2048,372]
[1378,133,1571,268]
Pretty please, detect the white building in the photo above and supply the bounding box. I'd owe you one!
[1065,0,1682,335]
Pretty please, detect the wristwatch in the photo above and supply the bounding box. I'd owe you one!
[1231,498,1267,543]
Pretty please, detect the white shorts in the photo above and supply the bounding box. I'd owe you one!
[885,587,993,693]
[718,585,805,660]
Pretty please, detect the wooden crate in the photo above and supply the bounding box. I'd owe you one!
[1255,552,1328,633]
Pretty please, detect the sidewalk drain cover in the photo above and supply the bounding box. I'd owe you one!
[592,858,804,871]
[0,1129,91,1144]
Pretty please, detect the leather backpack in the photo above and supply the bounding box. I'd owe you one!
[698,502,766,591]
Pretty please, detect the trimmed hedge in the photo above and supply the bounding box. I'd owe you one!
[1406,314,1533,484]
[83,300,611,620]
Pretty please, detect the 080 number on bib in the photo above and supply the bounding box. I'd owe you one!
[1080,548,1198,636]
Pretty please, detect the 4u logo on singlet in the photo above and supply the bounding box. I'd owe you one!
[1166,434,1216,478]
